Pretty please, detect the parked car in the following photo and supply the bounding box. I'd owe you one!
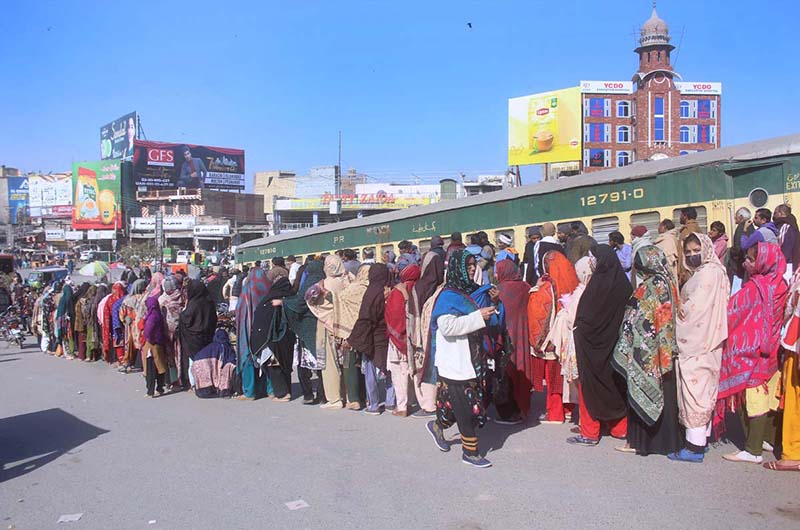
[26,266,69,290]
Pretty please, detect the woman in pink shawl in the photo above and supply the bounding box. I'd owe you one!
[669,233,729,463]
[159,276,186,389]
[718,242,788,464]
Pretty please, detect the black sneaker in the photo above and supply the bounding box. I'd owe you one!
[566,435,599,446]
[412,409,436,419]
[426,420,449,452]
[495,416,523,426]
[462,454,492,468]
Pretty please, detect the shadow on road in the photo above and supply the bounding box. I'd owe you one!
[0,408,109,483]
[0,358,20,363]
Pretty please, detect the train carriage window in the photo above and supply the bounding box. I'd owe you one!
[591,216,620,244]
[748,188,769,208]
[673,206,708,233]
[418,239,431,253]
[526,225,542,240]
[362,247,376,261]
[630,212,661,236]
[381,244,395,262]
[494,229,515,249]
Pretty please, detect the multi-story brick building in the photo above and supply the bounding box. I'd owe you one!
[581,7,722,173]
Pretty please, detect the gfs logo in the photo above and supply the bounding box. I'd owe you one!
[147,148,175,167]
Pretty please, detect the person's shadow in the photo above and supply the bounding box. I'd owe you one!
[0,408,108,483]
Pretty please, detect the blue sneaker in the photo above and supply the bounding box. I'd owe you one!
[667,448,704,463]
[426,420,449,452]
[462,454,492,468]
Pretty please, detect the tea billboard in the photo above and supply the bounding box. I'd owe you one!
[508,86,582,165]
[71,160,122,230]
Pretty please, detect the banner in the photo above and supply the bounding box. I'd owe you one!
[45,229,65,241]
[71,160,122,230]
[29,173,72,218]
[132,140,245,191]
[100,112,137,160]
[130,216,196,231]
[508,86,582,166]
[7,177,29,224]
[276,194,432,211]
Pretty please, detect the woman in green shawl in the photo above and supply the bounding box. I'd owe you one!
[55,283,76,359]
[612,245,682,456]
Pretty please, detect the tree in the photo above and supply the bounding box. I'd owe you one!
[118,240,159,268]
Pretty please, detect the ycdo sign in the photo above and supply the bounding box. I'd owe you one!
[676,81,722,95]
[580,80,634,94]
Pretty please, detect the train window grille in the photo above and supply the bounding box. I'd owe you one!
[591,216,620,243]
[630,211,661,236]
[418,239,431,253]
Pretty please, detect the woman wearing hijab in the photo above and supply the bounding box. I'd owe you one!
[179,279,217,384]
[102,282,125,364]
[72,283,91,360]
[528,250,579,424]
[495,259,532,420]
[159,277,185,389]
[545,256,593,408]
[408,252,445,417]
[54,283,76,359]
[668,233,729,463]
[717,242,787,464]
[80,285,98,361]
[350,263,393,415]
[385,264,421,417]
[567,245,632,446]
[772,269,800,471]
[307,255,355,409]
[612,246,682,456]
[285,259,327,404]
[191,329,238,398]
[425,250,495,468]
[235,267,272,399]
[143,295,168,397]
[249,276,297,401]
[120,279,147,373]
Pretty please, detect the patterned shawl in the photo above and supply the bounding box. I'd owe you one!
[284,259,325,357]
[158,279,184,335]
[385,264,420,356]
[307,255,353,333]
[496,260,533,416]
[409,253,444,351]
[235,268,272,369]
[716,242,787,430]
[612,245,678,426]
[332,264,371,340]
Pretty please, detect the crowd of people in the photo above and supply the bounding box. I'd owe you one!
[22,204,800,470]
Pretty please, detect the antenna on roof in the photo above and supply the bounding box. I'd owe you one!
[673,25,685,69]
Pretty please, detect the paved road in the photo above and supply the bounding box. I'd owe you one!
[1,342,800,530]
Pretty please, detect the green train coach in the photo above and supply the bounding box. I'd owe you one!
[236,134,800,265]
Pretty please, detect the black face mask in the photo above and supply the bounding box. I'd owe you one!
[687,254,702,268]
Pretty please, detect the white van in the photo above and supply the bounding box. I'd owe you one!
[176,250,192,264]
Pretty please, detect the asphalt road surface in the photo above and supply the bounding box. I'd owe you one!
[2,341,800,530]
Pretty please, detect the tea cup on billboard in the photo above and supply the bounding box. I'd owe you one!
[534,130,555,152]
[99,189,116,225]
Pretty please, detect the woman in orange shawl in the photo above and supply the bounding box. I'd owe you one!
[528,250,579,423]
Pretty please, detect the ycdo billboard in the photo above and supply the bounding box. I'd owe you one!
[580,80,634,94]
[676,82,722,95]
[132,140,245,191]
[508,86,582,166]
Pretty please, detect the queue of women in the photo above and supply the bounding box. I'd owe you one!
[28,206,800,471]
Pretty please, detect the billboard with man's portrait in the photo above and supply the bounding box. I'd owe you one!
[132,140,245,191]
[100,112,138,160]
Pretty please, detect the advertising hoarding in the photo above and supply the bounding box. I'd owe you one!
[508,86,582,166]
[580,80,634,94]
[7,177,29,224]
[100,112,138,160]
[71,160,122,230]
[675,82,722,95]
[45,229,65,241]
[132,140,245,191]
[130,216,196,231]
[29,173,72,218]
[275,193,432,211]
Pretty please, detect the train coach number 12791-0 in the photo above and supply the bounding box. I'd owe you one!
[580,188,645,207]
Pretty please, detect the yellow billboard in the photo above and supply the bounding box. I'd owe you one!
[508,86,582,165]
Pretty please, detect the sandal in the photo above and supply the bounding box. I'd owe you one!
[763,460,800,471]
[614,445,636,454]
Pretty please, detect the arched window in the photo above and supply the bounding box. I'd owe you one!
[617,151,631,167]
[680,100,690,118]
[617,125,630,143]
[680,126,690,143]
[617,100,630,118]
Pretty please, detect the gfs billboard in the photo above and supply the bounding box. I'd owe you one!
[100,112,138,160]
[132,140,245,191]
[508,86,582,166]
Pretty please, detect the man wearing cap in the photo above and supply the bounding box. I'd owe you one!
[496,234,519,264]
[630,225,653,255]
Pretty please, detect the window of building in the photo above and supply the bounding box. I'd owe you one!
[710,125,717,145]
[586,97,611,118]
[697,99,712,119]
[592,216,620,243]
[584,149,612,168]
[630,211,661,235]
[617,100,631,118]
[680,100,690,118]
[679,150,690,156]
[617,151,631,167]
[654,96,665,141]
[672,205,708,232]
[178,203,192,215]
[680,126,691,143]
[698,125,711,144]
[710,100,718,119]
[617,125,630,143]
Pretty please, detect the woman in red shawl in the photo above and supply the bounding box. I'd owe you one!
[718,242,788,464]
[385,264,421,416]
[496,259,533,419]
[527,250,579,423]
[102,282,126,363]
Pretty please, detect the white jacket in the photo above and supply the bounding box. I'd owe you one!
[434,310,486,381]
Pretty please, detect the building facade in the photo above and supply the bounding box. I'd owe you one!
[582,7,722,172]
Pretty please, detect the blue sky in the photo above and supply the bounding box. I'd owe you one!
[1,0,797,187]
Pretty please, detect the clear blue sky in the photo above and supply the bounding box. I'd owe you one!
[1,0,797,187]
